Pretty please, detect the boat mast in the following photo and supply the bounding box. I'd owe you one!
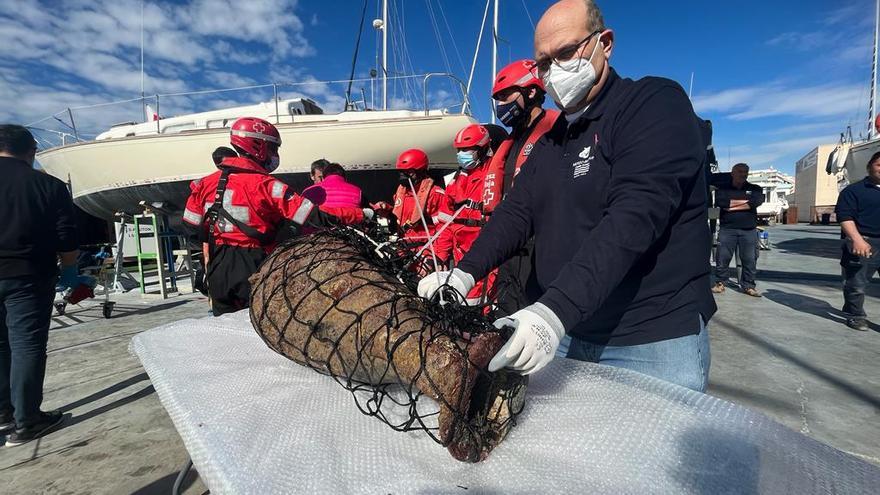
[140,0,146,122]
[382,0,388,110]
[870,0,879,139]
[491,0,499,124]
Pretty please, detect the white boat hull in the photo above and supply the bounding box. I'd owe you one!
[844,137,880,185]
[38,112,476,219]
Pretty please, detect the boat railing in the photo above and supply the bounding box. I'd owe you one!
[27,73,472,149]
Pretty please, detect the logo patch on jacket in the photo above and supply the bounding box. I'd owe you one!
[578,146,591,159]
[523,143,534,157]
[572,146,594,178]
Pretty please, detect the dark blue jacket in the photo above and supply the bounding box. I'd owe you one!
[457,69,717,346]
[836,178,880,237]
[0,157,79,279]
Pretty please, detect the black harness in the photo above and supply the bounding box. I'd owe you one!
[203,169,276,247]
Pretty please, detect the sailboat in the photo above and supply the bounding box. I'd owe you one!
[830,0,880,189]
[34,1,477,222]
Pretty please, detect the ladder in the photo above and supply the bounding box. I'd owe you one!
[133,212,195,298]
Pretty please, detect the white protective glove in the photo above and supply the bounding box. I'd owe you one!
[488,302,566,375]
[416,268,475,304]
[361,207,375,222]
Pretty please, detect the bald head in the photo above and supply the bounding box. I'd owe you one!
[536,0,604,48]
[534,0,613,112]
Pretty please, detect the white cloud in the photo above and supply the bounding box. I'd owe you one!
[718,133,841,170]
[0,0,315,139]
[693,82,866,121]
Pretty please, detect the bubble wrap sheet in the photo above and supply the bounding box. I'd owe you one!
[131,311,880,494]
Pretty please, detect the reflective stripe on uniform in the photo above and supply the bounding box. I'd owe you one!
[183,208,203,225]
[292,198,314,225]
[230,129,280,144]
[271,180,285,198]
[436,211,455,223]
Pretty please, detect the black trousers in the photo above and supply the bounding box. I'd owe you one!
[841,237,880,318]
[207,245,267,316]
[495,238,540,317]
[0,275,55,425]
[714,227,758,290]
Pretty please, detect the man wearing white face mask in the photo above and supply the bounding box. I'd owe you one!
[417,0,715,392]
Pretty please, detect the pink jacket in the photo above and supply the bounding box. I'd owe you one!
[302,174,363,208]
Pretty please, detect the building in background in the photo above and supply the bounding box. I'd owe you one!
[747,168,795,224]
[793,144,847,223]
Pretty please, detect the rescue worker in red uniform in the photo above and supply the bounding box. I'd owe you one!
[372,148,452,273]
[487,59,561,315]
[183,117,364,316]
[434,124,496,305]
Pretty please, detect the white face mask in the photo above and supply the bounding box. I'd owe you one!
[543,36,603,112]
[266,155,280,173]
[456,150,480,170]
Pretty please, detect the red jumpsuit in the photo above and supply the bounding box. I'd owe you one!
[391,178,452,245]
[183,156,363,315]
[436,164,496,305]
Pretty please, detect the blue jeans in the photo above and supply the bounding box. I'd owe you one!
[715,228,758,289]
[841,237,880,318]
[0,276,55,426]
[565,317,711,392]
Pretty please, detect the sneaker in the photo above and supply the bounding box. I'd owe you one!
[711,282,725,294]
[0,411,13,434]
[5,410,64,447]
[743,288,762,298]
[846,318,869,332]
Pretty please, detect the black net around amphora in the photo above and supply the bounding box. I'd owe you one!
[249,228,527,462]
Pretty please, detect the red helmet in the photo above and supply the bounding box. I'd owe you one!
[453,124,490,150]
[492,59,544,98]
[230,117,281,164]
[396,148,429,171]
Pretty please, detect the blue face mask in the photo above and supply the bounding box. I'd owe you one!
[456,150,479,169]
[496,98,526,128]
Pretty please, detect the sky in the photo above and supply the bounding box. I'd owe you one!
[0,0,876,175]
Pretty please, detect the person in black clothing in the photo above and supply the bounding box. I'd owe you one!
[212,146,237,166]
[418,0,715,392]
[710,163,765,297]
[0,125,78,446]
[835,151,880,331]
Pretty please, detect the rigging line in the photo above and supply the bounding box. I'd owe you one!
[393,0,418,106]
[393,0,414,104]
[388,0,402,106]
[435,0,468,75]
[424,0,454,77]
[520,0,536,32]
[400,1,422,105]
[423,0,455,100]
[465,0,492,106]
[346,0,371,110]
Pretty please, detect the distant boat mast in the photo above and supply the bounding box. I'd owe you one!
[140,0,146,121]
[870,0,879,139]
